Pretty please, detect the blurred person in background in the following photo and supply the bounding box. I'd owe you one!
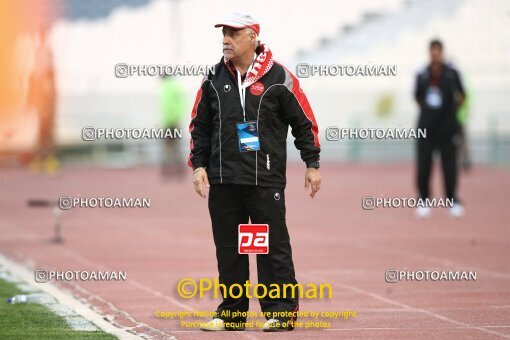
[188,12,321,332]
[414,39,466,219]
[160,75,186,178]
[28,26,59,175]
[457,85,472,172]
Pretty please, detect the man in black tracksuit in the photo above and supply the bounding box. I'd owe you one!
[188,12,321,332]
[414,39,465,218]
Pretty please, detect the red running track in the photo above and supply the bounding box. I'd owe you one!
[0,163,509,339]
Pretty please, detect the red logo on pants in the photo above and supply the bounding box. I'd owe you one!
[238,224,269,254]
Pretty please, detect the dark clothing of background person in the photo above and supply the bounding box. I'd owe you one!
[414,63,465,202]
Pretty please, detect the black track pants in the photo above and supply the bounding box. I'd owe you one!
[416,134,459,202]
[208,184,299,323]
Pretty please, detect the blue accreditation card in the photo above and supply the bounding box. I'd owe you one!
[425,86,443,109]
[236,121,260,152]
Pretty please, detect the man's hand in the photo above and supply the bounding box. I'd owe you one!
[305,168,321,198]
[193,167,210,198]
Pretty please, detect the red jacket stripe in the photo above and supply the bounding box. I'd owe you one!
[187,85,204,168]
[279,64,321,148]
[289,72,320,147]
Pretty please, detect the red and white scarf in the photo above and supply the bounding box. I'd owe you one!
[224,43,274,87]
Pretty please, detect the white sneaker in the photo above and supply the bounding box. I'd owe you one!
[416,206,431,219]
[200,318,225,331]
[262,318,293,332]
[449,203,465,218]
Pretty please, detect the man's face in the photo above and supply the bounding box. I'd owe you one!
[222,27,253,61]
[429,45,443,65]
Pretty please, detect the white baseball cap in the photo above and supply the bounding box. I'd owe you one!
[214,11,260,34]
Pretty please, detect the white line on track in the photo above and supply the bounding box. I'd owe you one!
[41,247,262,340]
[302,272,510,339]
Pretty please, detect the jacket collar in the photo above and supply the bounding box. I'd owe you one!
[223,43,274,87]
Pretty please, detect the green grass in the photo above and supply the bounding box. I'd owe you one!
[0,278,117,340]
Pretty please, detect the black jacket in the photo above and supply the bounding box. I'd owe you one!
[188,52,320,189]
[414,63,465,137]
